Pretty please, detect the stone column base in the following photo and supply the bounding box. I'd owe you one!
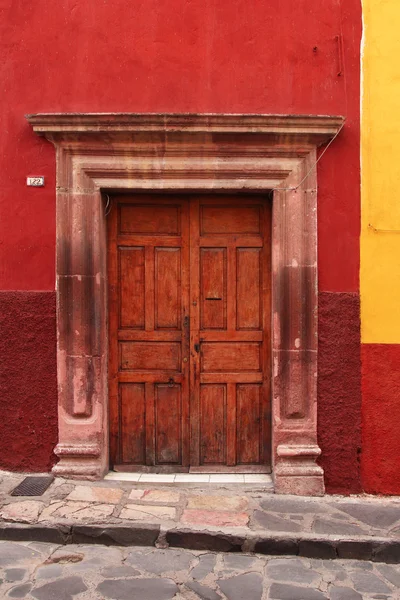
[52,443,107,481]
[273,444,325,496]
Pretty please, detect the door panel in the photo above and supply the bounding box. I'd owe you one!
[109,196,190,468]
[119,341,181,371]
[200,384,226,465]
[155,248,181,329]
[201,342,261,372]
[155,384,182,464]
[119,248,145,328]
[120,383,145,464]
[200,205,261,234]
[200,248,227,330]
[109,194,271,471]
[190,196,271,469]
[236,384,262,464]
[120,204,181,235]
[236,248,261,329]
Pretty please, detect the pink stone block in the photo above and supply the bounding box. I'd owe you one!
[120,504,176,520]
[66,485,124,504]
[182,509,249,527]
[187,495,248,512]
[141,490,181,504]
[0,501,44,523]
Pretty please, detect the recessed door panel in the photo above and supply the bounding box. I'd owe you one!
[236,248,261,330]
[120,383,145,464]
[120,342,181,371]
[200,205,260,234]
[236,384,261,464]
[201,343,261,372]
[200,248,227,330]
[119,247,145,329]
[200,384,226,465]
[155,384,182,464]
[155,248,181,329]
[120,204,180,235]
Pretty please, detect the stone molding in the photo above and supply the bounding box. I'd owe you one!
[27,112,343,137]
[27,113,344,495]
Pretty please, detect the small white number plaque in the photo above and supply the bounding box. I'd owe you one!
[27,176,45,187]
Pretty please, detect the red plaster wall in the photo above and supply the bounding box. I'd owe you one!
[0,0,362,484]
[0,292,58,472]
[318,292,362,494]
[361,345,400,495]
[0,0,361,292]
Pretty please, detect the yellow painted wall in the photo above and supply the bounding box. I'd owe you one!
[361,0,400,343]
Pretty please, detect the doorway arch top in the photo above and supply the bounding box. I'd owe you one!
[27,113,344,495]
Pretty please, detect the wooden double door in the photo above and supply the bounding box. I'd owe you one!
[108,194,271,472]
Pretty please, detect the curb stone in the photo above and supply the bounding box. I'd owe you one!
[0,523,399,564]
[166,529,244,552]
[71,524,160,546]
[0,523,70,544]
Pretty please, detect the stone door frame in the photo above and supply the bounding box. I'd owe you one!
[27,113,344,495]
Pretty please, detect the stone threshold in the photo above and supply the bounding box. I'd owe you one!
[104,472,274,485]
[0,522,398,564]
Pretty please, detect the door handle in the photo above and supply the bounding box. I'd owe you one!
[194,343,200,353]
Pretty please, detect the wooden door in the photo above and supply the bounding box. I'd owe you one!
[108,195,271,471]
[189,197,271,471]
[108,196,190,469]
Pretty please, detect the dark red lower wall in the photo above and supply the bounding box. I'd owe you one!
[0,292,58,472]
[361,344,400,495]
[317,292,362,494]
[0,290,366,493]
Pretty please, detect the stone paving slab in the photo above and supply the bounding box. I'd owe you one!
[0,472,399,563]
[0,541,399,599]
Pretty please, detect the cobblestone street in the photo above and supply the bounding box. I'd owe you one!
[0,541,399,600]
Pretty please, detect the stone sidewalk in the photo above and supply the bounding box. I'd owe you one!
[0,471,399,563]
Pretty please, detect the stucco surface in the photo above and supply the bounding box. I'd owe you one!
[361,344,400,495]
[360,0,400,495]
[317,292,362,494]
[0,292,58,472]
[361,0,400,343]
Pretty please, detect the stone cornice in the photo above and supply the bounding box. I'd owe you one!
[26,113,344,145]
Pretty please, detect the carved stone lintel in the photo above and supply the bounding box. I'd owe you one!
[27,113,344,493]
